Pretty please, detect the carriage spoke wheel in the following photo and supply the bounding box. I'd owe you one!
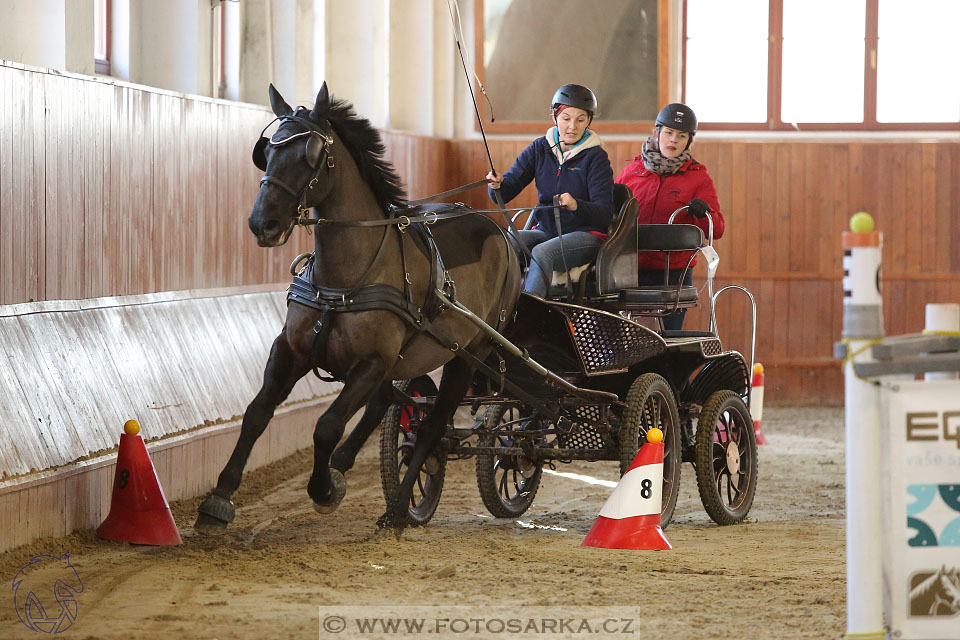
[694,390,758,525]
[475,405,542,518]
[379,376,445,526]
[619,373,682,529]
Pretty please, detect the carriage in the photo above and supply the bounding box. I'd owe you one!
[195,83,758,537]
[378,183,759,530]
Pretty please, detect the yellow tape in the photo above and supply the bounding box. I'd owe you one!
[839,338,883,386]
[921,329,960,336]
[844,631,886,640]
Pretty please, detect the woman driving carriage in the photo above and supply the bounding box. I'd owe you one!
[486,84,614,298]
[615,102,725,330]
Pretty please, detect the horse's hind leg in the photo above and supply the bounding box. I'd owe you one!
[378,358,471,535]
[308,356,387,512]
[195,334,307,536]
[330,380,394,474]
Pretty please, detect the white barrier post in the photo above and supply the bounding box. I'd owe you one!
[924,303,960,381]
[840,212,886,640]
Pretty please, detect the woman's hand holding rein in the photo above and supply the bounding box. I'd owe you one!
[557,192,578,211]
[486,171,503,190]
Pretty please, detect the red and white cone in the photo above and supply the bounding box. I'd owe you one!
[97,420,182,546]
[582,428,671,550]
[751,363,768,445]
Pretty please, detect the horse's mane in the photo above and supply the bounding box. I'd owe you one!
[315,100,407,211]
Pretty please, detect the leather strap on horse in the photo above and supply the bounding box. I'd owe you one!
[402,178,492,206]
[296,202,566,228]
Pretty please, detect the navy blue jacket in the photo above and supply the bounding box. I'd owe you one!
[488,133,614,238]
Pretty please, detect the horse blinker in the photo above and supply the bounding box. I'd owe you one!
[305,134,322,169]
[252,136,269,171]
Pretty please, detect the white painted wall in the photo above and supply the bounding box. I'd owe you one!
[65,0,96,75]
[0,0,96,75]
[137,0,209,95]
[323,0,389,128]
[389,0,434,134]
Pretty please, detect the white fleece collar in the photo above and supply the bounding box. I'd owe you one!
[546,127,604,165]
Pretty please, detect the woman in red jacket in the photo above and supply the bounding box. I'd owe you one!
[615,103,724,331]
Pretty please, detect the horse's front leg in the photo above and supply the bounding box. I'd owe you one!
[308,356,388,512]
[195,332,309,536]
[330,380,394,474]
[378,359,471,536]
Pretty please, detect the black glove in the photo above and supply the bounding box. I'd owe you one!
[688,198,710,218]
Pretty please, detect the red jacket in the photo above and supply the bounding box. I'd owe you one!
[615,156,724,270]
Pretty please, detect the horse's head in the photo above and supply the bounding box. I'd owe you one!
[248,83,337,247]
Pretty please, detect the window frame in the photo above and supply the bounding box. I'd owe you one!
[94,0,111,76]
[214,0,226,99]
[472,0,672,134]
[684,0,960,131]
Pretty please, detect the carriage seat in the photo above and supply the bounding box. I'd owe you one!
[547,183,638,298]
[617,223,708,309]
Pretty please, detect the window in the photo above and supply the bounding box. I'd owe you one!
[212,0,240,100]
[684,0,960,130]
[475,0,670,133]
[213,0,226,98]
[94,0,110,75]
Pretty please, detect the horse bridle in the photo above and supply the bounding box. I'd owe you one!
[253,112,336,225]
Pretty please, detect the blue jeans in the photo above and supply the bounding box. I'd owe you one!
[638,268,693,331]
[517,230,603,297]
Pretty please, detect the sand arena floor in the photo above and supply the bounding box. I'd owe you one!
[1,406,846,639]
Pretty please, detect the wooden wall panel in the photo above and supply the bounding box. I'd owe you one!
[0,65,45,303]
[0,62,322,305]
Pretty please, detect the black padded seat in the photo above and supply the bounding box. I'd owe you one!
[636,224,704,252]
[613,222,705,310]
[618,285,699,305]
[594,184,639,295]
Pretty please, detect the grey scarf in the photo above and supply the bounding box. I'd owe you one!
[641,134,691,175]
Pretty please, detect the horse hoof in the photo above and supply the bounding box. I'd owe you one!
[313,469,346,514]
[194,513,228,537]
[195,494,236,536]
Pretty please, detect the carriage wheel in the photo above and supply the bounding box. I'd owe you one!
[475,405,542,518]
[378,376,445,526]
[694,390,758,525]
[619,373,682,529]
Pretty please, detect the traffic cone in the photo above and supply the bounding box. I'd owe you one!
[582,428,671,550]
[751,363,768,445]
[96,420,182,545]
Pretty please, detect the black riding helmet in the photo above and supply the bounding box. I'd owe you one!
[656,103,697,133]
[551,84,598,116]
[655,103,697,150]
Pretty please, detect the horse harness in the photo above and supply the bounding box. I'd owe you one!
[254,110,519,385]
[288,210,453,376]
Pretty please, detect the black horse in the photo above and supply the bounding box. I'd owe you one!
[195,83,521,535]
